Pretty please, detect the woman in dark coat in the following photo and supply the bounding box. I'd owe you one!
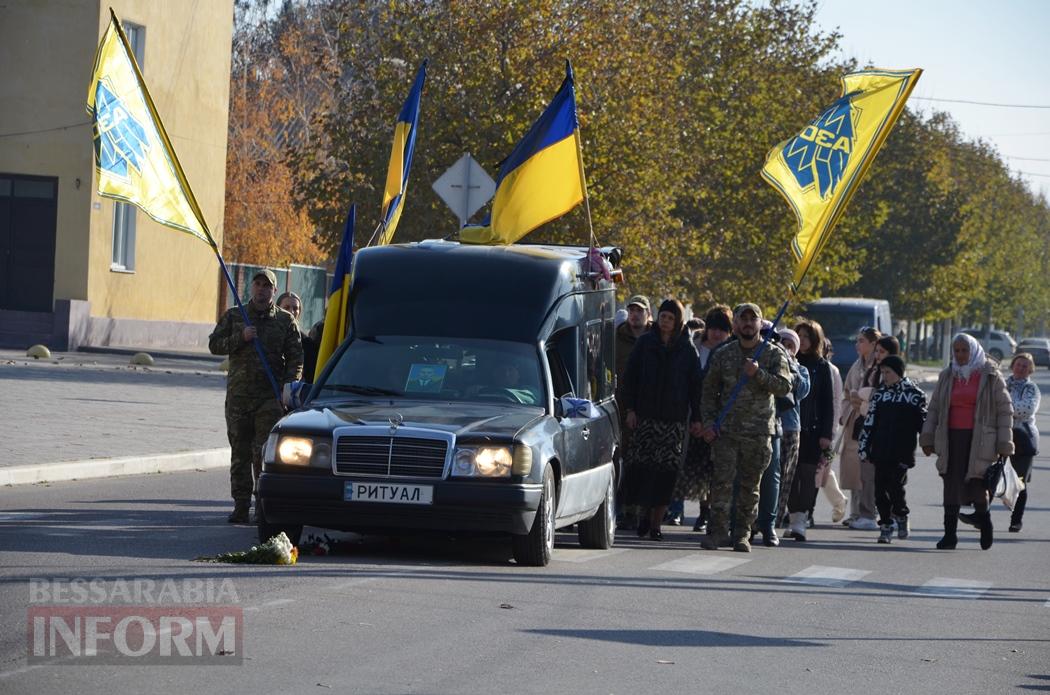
[786,319,835,541]
[621,299,704,540]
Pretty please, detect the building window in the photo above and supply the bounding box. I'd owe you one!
[112,202,136,271]
[123,22,145,68]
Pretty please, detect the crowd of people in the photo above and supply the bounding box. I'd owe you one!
[614,296,1041,552]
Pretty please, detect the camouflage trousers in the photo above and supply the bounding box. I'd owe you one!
[709,433,773,541]
[225,396,284,501]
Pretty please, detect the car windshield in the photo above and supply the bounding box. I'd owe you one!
[803,308,874,341]
[315,335,545,406]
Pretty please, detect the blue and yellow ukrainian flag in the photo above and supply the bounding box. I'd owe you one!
[376,61,427,247]
[314,204,356,381]
[762,68,921,290]
[86,10,216,248]
[461,62,585,245]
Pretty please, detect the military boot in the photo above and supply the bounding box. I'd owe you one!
[227,499,250,524]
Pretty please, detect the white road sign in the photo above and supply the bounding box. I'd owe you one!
[431,153,496,227]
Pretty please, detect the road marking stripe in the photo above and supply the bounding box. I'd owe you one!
[783,565,871,587]
[915,578,992,599]
[552,548,631,563]
[245,598,297,612]
[649,554,751,575]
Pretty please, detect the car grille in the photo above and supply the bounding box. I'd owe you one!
[335,435,448,478]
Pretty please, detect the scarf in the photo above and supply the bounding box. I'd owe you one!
[950,332,986,381]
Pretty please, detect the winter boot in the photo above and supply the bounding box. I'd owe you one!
[895,515,910,540]
[788,512,807,541]
[978,511,994,550]
[877,524,893,544]
[936,506,959,549]
[1010,489,1027,532]
[227,499,250,524]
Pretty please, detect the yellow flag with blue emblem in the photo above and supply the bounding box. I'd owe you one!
[461,62,585,245]
[762,68,921,290]
[87,10,215,248]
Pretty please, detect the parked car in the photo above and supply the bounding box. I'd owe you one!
[961,328,1017,362]
[1016,338,1050,368]
[800,297,892,374]
[256,241,622,567]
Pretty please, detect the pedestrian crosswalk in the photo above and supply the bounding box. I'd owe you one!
[782,565,871,587]
[545,543,1026,602]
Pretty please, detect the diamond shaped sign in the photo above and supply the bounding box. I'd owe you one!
[431,153,495,226]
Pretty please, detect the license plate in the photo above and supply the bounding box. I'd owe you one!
[343,481,433,505]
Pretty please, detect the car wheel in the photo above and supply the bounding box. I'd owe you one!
[990,348,1003,361]
[577,472,616,550]
[256,501,303,546]
[512,465,554,566]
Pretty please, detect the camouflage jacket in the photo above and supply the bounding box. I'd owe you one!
[209,303,303,400]
[700,339,792,436]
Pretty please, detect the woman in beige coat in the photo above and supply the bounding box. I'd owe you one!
[920,333,1013,550]
[839,327,881,529]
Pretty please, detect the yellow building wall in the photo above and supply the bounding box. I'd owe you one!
[0,0,100,304]
[87,0,233,324]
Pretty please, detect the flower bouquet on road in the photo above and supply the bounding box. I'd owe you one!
[195,532,298,565]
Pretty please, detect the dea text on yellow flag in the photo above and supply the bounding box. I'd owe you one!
[86,10,216,248]
[761,68,921,289]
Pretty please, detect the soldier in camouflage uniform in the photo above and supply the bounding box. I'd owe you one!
[209,269,303,523]
[699,303,792,552]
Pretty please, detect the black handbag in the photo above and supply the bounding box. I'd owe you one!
[983,456,1005,495]
[1013,424,1038,457]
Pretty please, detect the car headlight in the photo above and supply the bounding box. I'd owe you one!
[452,446,513,478]
[277,436,313,466]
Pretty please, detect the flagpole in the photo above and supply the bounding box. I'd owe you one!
[574,129,596,250]
[214,249,284,404]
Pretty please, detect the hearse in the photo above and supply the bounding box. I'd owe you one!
[256,241,622,566]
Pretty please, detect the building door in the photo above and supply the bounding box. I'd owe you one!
[0,174,57,312]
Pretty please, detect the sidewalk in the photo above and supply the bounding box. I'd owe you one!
[0,348,230,486]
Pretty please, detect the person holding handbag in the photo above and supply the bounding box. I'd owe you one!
[967,352,1040,533]
[920,333,1014,550]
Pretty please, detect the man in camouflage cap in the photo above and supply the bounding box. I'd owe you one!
[699,303,792,552]
[209,269,303,523]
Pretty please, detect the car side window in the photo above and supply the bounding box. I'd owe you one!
[546,345,574,399]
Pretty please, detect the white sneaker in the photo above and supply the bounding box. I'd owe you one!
[850,516,878,530]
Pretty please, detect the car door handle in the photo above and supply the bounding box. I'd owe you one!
[581,427,590,440]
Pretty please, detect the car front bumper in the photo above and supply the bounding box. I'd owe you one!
[257,473,542,535]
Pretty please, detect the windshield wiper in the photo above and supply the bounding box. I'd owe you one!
[322,384,403,397]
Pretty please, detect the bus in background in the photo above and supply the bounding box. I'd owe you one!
[800,298,892,375]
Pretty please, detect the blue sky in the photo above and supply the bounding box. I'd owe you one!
[813,0,1050,200]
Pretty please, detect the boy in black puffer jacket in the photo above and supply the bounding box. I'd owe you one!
[858,355,928,543]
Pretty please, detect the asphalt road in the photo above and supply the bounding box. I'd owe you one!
[1,374,1048,694]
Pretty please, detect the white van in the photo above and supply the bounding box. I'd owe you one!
[801,298,892,374]
[962,328,1017,361]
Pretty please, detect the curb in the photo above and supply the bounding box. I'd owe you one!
[0,448,230,487]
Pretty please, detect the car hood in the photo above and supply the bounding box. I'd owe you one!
[279,400,546,440]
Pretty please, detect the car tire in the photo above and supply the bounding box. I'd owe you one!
[990,348,1003,361]
[256,501,303,547]
[512,465,555,567]
[577,472,616,550]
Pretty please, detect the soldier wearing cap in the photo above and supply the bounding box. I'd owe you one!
[699,302,792,551]
[209,269,303,523]
[614,294,652,529]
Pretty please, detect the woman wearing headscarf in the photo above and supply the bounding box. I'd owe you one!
[621,299,704,540]
[839,327,882,530]
[920,333,1013,549]
[962,352,1040,533]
